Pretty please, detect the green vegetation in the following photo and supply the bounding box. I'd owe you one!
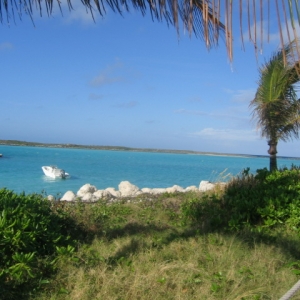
[1,167,300,299]
[250,41,300,172]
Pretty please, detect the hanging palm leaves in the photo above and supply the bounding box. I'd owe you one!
[0,1,300,62]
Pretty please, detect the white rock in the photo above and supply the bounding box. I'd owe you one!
[82,192,94,202]
[185,186,199,192]
[166,185,185,193]
[141,187,152,194]
[119,181,140,197]
[61,191,76,201]
[105,187,121,198]
[93,189,111,200]
[47,195,55,201]
[199,180,215,192]
[77,184,97,198]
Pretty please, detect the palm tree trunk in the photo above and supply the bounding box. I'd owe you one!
[268,140,278,172]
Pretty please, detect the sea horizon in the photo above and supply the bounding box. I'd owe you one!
[1,139,299,160]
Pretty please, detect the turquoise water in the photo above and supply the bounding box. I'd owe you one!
[1,145,300,197]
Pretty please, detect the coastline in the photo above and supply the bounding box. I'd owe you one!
[1,139,299,160]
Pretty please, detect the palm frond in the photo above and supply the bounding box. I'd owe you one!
[250,40,300,143]
[1,1,300,62]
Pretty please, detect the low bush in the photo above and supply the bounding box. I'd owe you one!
[181,167,300,233]
[0,189,77,299]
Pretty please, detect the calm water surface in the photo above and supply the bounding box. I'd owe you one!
[1,145,299,196]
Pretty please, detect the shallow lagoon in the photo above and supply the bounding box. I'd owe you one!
[0,145,299,196]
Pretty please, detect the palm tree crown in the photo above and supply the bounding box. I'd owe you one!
[250,42,300,171]
[1,1,300,62]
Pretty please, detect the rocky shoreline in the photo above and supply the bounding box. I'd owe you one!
[48,180,225,203]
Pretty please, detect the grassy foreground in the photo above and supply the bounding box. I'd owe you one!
[1,167,300,299]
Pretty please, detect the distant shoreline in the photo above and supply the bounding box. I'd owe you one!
[0,139,299,160]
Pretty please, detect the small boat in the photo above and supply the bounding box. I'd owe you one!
[42,166,69,179]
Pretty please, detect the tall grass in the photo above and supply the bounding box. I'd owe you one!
[37,232,298,300]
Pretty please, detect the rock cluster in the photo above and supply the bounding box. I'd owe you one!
[53,180,223,202]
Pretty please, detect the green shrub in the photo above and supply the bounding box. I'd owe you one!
[226,167,300,231]
[181,167,300,233]
[0,189,75,298]
[181,193,224,231]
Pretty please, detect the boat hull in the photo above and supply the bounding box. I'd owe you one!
[42,166,69,179]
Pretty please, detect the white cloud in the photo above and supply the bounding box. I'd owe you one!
[90,74,124,86]
[191,128,259,142]
[63,5,101,25]
[242,17,300,53]
[90,60,126,87]
[42,0,105,25]
[26,0,100,24]
[275,20,300,45]
[232,89,255,103]
[227,89,256,103]
[174,108,250,122]
[242,20,279,45]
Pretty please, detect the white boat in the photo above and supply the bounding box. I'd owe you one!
[42,166,69,179]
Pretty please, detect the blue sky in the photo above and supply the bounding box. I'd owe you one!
[1,1,300,157]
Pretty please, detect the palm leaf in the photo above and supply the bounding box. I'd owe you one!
[250,40,300,143]
[1,1,300,62]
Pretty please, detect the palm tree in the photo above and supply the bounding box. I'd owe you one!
[0,1,300,62]
[250,42,300,171]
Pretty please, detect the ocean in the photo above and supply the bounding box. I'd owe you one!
[1,145,300,197]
